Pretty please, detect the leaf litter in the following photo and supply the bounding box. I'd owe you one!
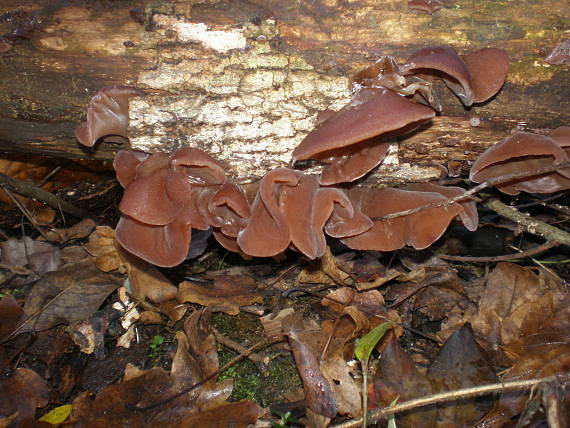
[1,159,570,427]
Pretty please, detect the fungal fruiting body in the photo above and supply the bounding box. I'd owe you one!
[72,45,521,268]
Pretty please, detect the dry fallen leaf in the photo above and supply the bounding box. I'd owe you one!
[65,308,262,427]
[0,368,49,428]
[374,336,436,428]
[178,271,264,315]
[12,259,123,335]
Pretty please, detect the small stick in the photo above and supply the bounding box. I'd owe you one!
[212,327,270,369]
[0,171,89,218]
[438,240,559,262]
[332,374,570,428]
[370,161,570,222]
[484,199,570,247]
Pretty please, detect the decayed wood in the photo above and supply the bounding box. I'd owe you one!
[0,0,568,184]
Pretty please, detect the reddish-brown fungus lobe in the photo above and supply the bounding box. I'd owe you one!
[401,46,474,105]
[75,86,145,147]
[236,168,302,257]
[462,48,509,103]
[293,88,435,185]
[408,0,443,14]
[401,46,509,106]
[341,185,477,251]
[470,132,570,195]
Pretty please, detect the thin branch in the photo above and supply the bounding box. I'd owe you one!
[125,334,286,411]
[212,327,270,369]
[370,160,570,222]
[438,240,559,262]
[0,171,90,218]
[332,374,570,428]
[484,199,570,247]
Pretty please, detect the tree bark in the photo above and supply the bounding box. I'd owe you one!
[0,0,568,184]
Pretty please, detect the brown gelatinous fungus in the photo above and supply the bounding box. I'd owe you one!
[341,185,477,251]
[401,46,474,105]
[237,168,301,257]
[462,48,509,103]
[401,46,509,106]
[544,39,570,65]
[408,0,443,14]
[351,56,407,91]
[75,86,145,147]
[292,88,435,185]
[116,216,192,268]
[114,148,228,267]
[470,132,570,195]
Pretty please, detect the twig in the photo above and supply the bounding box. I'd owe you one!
[484,199,570,247]
[125,334,286,411]
[212,327,270,369]
[438,240,559,262]
[0,171,89,218]
[370,160,570,222]
[332,374,570,428]
[3,187,51,241]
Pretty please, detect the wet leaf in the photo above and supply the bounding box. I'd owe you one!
[14,259,123,335]
[0,368,49,427]
[282,312,337,420]
[0,294,24,341]
[427,323,495,426]
[374,336,435,428]
[1,236,61,279]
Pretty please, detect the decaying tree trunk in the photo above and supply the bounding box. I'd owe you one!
[0,0,568,184]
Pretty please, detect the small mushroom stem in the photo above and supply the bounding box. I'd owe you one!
[483,198,570,247]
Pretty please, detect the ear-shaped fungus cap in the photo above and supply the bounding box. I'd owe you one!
[461,48,509,103]
[113,150,149,188]
[401,46,508,106]
[340,185,476,251]
[351,56,407,91]
[408,0,443,14]
[293,88,435,184]
[237,168,301,257]
[469,132,570,195]
[75,86,145,147]
[116,216,192,268]
[401,46,473,105]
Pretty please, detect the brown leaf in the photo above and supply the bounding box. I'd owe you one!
[374,336,435,427]
[66,306,249,427]
[178,273,264,315]
[85,226,123,273]
[0,368,49,427]
[14,259,123,335]
[469,262,557,353]
[0,236,61,278]
[45,218,96,242]
[427,323,495,426]
[0,295,24,342]
[283,312,338,419]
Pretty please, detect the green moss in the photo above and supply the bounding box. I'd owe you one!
[218,351,261,402]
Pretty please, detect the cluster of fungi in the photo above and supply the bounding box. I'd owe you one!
[76,45,570,268]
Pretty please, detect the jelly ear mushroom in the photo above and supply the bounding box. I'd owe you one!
[461,48,509,103]
[340,185,477,251]
[293,88,435,185]
[401,46,509,106]
[237,168,302,257]
[470,132,570,195]
[116,216,191,268]
[401,46,474,105]
[113,150,149,188]
[75,86,145,147]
